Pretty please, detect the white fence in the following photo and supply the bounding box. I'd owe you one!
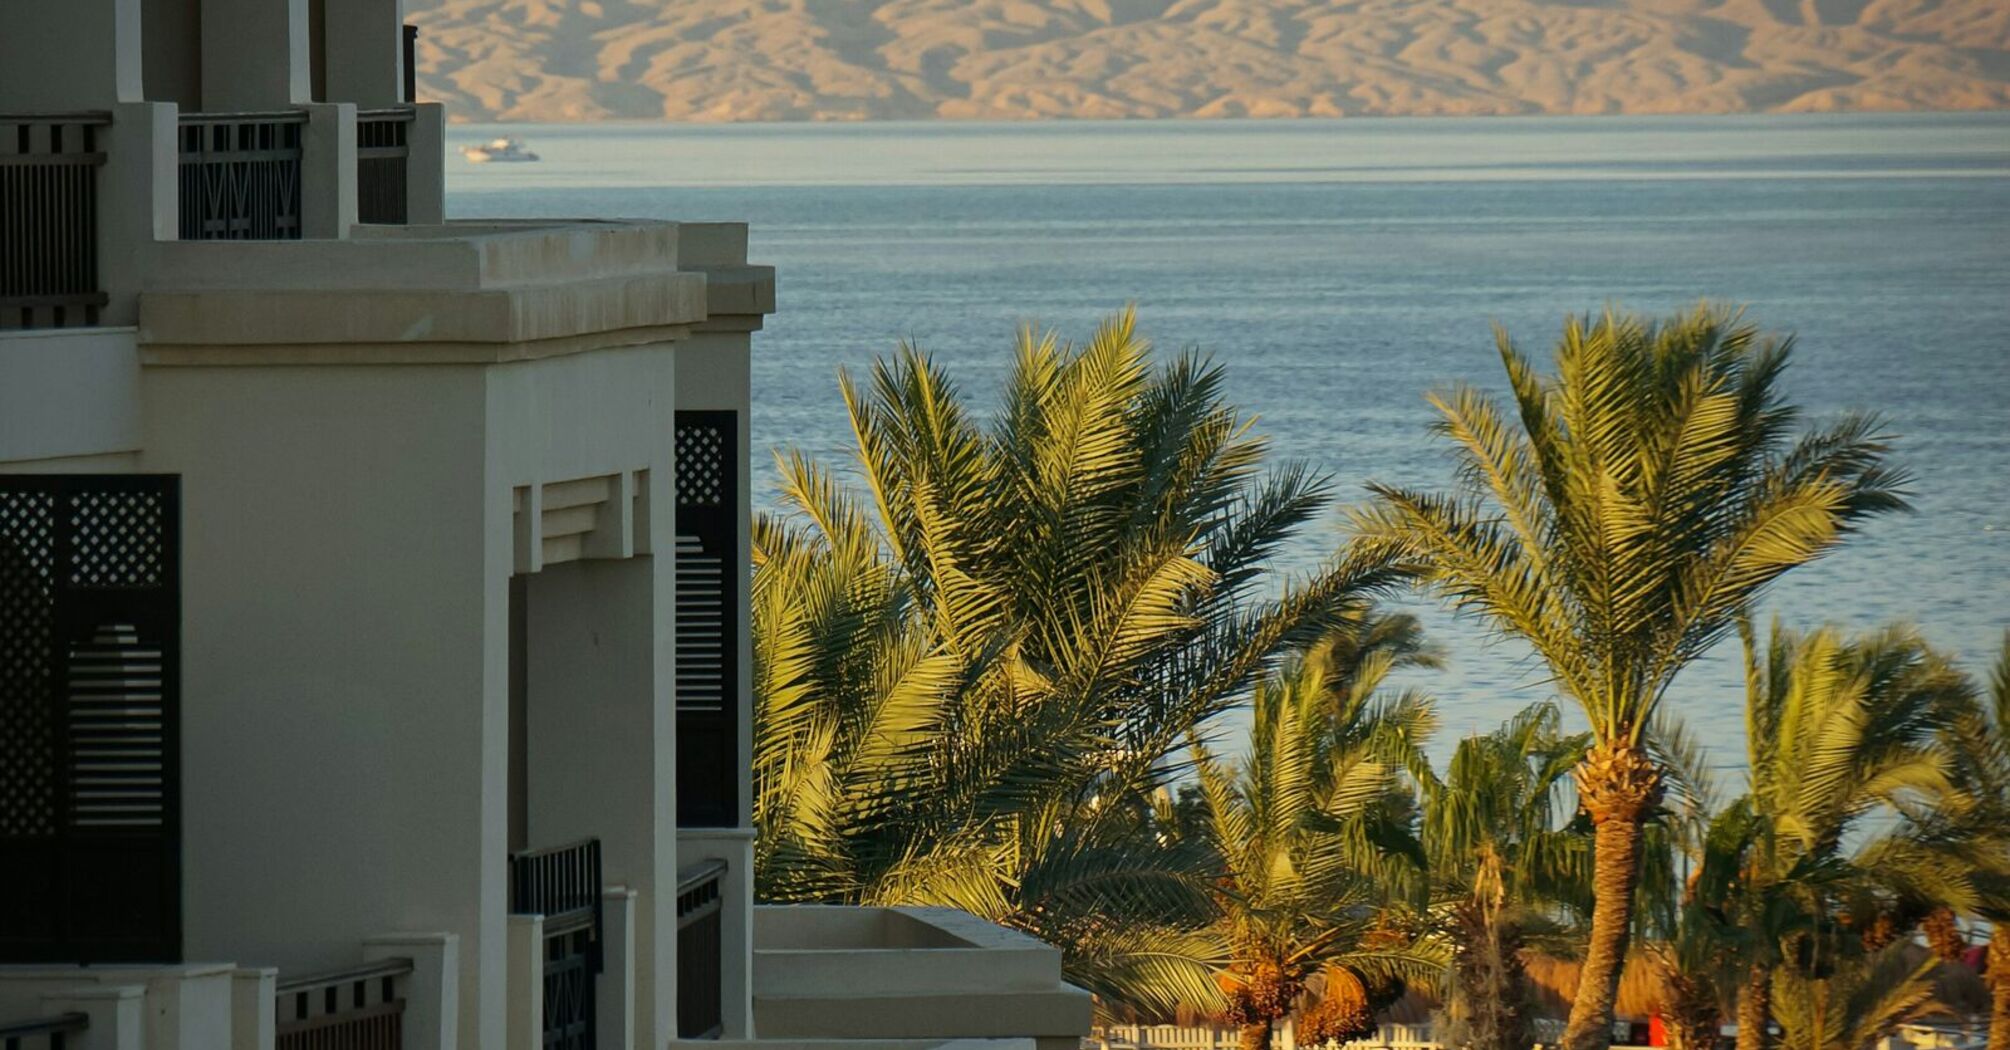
[1093,1019,1989,1050]
[1089,1022,1441,1050]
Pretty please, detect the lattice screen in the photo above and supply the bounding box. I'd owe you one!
[674,412,739,828]
[0,475,180,964]
[0,490,57,837]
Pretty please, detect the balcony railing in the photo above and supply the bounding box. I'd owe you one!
[1,113,108,330]
[275,957,412,1050]
[0,1012,87,1050]
[676,859,727,1039]
[356,108,413,225]
[178,111,305,241]
[510,837,603,1050]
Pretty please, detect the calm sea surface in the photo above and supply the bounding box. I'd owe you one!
[448,113,2010,771]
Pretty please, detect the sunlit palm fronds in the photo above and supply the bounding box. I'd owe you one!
[753,310,1415,1012]
[1194,632,1445,1049]
[1772,943,1943,1050]
[1352,305,1908,1050]
[1424,702,1590,1050]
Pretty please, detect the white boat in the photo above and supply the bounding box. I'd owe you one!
[460,136,540,163]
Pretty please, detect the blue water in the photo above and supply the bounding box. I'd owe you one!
[448,113,2010,774]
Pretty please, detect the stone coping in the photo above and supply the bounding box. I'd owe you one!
[136,218,774,354]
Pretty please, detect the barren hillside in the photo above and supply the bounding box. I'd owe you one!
[405,0,2010,122]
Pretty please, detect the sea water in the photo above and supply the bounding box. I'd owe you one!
[447,113,2010,771]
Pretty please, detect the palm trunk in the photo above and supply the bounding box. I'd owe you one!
[1987,934,2010,1050]
[1450,898,1533,1050]
[1241,1019,1274,1050]
[1561,810,1646,1050]
[1562,743,1662,1050]
[1662,965,1722,1050]
[1666,1014,1719,1050]
[1736,964,1770,1050]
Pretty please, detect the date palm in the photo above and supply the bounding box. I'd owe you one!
[1194,627,1442,1050]
[1935,634,2010,1050]
[1984,637,2010,1050]
[1771,942,1942,1050]
[1424,702,1591,1050]
[1733,621,1977,1050]
[753,310,1413,1013]
[1352,306,1909,1050]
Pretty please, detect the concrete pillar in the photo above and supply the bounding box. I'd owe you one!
[522,555,675,1050]
[201,0,312,110]
[600,888,639,1050]
[53,965,234,1050]
[229,969,276,1050]
[365,933,460,1050]
[0,0,143,109]
[676,831,756,1039]
[40,985,145,1050]
[320,0,406,108]
[506,914,545,1050]
[675,248,760,1044]
[301,102,358,238]
[408,102,448,225]
[674,327,754,832]
[148,364,501,1050]
[101,102,180,324]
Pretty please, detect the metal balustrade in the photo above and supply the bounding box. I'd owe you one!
[0,1012,87,1050]
[276,957,412,1050]
[511,838,604,1049]
[676,859,727,1040]
[178,111,305,241]
[542,909,597,1050]
[356,108,413,225]
[0,113,108,330]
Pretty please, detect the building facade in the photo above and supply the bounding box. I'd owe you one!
[0,3,1091,1049]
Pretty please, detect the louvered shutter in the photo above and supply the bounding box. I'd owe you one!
[673,412,739,828]
[0,475,180,963]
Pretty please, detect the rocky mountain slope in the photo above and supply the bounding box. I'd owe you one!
[405,0,2010,122]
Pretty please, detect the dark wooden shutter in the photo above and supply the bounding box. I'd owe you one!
[673,412,738,828]
[0,475,180,963]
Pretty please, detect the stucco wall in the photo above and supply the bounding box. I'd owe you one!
[142,362,502,1048]
[0,329,142,469]
[141,333,687,1050]
[0,0,143,109]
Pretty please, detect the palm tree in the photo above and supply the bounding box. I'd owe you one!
[753,310,1414,1013]
[1986,636,2010,1050]
[1424,702,1591,1050]
[1656,797,1754,1050]
[1352,306,1909,1050]
[1194,628,1442,1050]
[1734,621,1977,1050]
[1771,943,1943,1050]
[1936,634,2010,1050]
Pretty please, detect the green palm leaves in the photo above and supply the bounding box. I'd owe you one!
[1653,623,1982,1050]
[1355,306,1909,1050]
[1195,626,1445,1049]
[1355,306,1908,747]
[752,311,1412,1013]
[750,304,2002,1040]
[1425,703,1591,1050]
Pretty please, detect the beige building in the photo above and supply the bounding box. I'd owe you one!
[0,3,1090,1049]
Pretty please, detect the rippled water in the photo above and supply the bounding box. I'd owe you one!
[448,113,2010,772]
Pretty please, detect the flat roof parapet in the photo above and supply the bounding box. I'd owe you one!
[134,219,774,359]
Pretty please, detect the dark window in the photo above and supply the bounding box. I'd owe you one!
[673,412,739,828]
[0,474,181,963]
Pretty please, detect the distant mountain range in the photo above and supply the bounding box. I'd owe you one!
[406,0,2010,123]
